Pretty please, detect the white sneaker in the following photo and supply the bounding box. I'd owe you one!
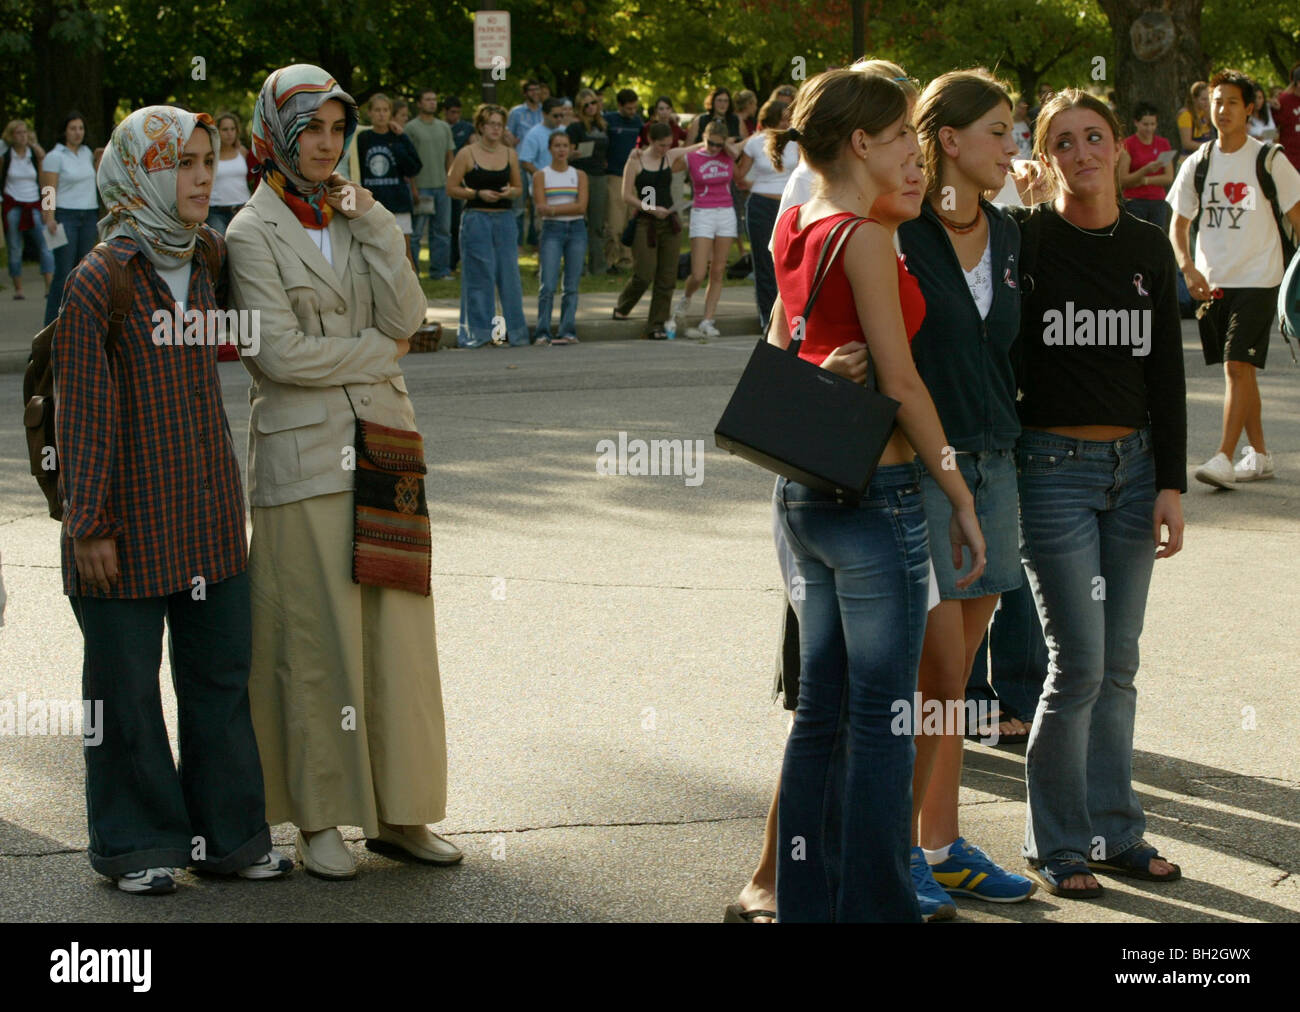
[1194,452,1237,489]
[671,294,690,321]
[696,318,720,338]
[1233,445,1275,482]
[117,868,177,894]
[236,848,294,880]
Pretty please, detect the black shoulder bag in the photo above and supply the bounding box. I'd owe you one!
[714,215,901,504]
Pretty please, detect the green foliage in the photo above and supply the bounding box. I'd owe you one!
[1202,0,1300,89]
[1,0,1297,140]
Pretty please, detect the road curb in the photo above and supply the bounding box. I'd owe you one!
[1,313,764,373]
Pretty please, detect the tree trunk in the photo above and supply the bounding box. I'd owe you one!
[31,2,106,148]
[1097,0,1207,150]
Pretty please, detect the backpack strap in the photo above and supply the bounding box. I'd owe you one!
[82,242,134,359]
[1190,141,1212,241]
[1256,143,1297,262]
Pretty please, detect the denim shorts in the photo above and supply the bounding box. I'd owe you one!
[921,448,1022,600]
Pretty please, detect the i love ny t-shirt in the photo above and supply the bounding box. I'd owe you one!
[1168,135,1300,288]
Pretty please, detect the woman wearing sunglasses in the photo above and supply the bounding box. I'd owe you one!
[567,88,609,275]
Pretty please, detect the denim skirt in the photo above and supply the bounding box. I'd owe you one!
[920,448,1022,599]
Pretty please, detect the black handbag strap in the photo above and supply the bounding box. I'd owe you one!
[768,212,885,388]
[766,214,869,353]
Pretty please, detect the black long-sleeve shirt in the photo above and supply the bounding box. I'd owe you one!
[1010,206,1187,492]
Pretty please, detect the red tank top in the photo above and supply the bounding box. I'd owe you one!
[774,206,926,366]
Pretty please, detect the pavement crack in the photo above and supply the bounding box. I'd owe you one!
[2,848,84,858]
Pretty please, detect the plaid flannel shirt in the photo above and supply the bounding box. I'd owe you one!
[52,231,247,598]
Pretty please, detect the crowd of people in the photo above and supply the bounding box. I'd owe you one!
[9,48,1300,920]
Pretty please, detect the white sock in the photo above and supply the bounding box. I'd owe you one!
[923,842,955,865]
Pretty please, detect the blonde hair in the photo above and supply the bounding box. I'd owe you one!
[2,119,30,147]
[473,103,507,133]
[847,58,920,102]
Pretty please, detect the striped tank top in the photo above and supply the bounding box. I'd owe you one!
[540,165,581,221]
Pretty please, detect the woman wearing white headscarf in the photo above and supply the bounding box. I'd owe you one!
[226,64,458,880]
[54,105,291,894]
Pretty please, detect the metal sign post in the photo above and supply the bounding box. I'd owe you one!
[475,7,511,106]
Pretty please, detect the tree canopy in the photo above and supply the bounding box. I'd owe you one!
[1,0,1296,146]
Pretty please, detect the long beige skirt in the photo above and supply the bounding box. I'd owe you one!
[248,491,447,837]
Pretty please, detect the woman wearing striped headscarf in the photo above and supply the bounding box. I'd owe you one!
[226,64,459,880]
[54,105,292,893]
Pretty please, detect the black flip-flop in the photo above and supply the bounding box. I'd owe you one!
[1088,842,1181,882]
[723,903,776,923]
[1026,860,1103,899]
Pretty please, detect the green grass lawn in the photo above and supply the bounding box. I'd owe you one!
[415,245,755,299]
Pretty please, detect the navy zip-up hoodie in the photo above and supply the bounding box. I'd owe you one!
[898,200,1022,452]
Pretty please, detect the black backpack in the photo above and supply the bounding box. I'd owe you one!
[23,246,133,520]
[1190,141,1297,265]
[22,235,221,520]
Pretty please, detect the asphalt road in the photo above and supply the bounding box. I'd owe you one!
[1,331,1297,922]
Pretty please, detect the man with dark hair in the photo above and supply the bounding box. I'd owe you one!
[1120,100,1174,228]
[519,98,569,178]
[508,81,544,248]
[405,88,455,280]
[603,89,643,273]
[443,97,474,270]
[1170,69,1300,487]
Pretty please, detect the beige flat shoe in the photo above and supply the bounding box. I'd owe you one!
[365,823,464,865]
[295,828,357,880]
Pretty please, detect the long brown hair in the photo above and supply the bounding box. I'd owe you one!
[914,69,1012,198]
[765,69,908,177]
[1031,88,1124,208]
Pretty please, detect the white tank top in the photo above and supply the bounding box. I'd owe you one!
[211,153,252,207]
[540,165,581,222]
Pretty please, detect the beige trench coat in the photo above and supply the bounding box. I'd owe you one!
[226,184,447,836]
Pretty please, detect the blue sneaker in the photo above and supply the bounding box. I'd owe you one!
[910,846,957,921]
[927,837,1037,903]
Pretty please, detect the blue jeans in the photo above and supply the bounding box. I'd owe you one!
[205,205,242,235]
[1017,428,1157,866]
[458,209,529,347]
[775,463,930,922]
[536,219,587,340]
[44,207,99,325]
[412,186,452,277]
[5,205,54,278]
[450,197,464,270]
[513,172,536,247]
[967,578,1049,721]
[746,193,780,331]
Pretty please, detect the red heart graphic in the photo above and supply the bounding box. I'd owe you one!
[1224,182,1249,204]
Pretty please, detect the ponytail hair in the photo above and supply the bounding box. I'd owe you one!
[779,69,908,176]
[759,99,791,170]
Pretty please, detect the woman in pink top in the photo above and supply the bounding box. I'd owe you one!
[673,121,743,338]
